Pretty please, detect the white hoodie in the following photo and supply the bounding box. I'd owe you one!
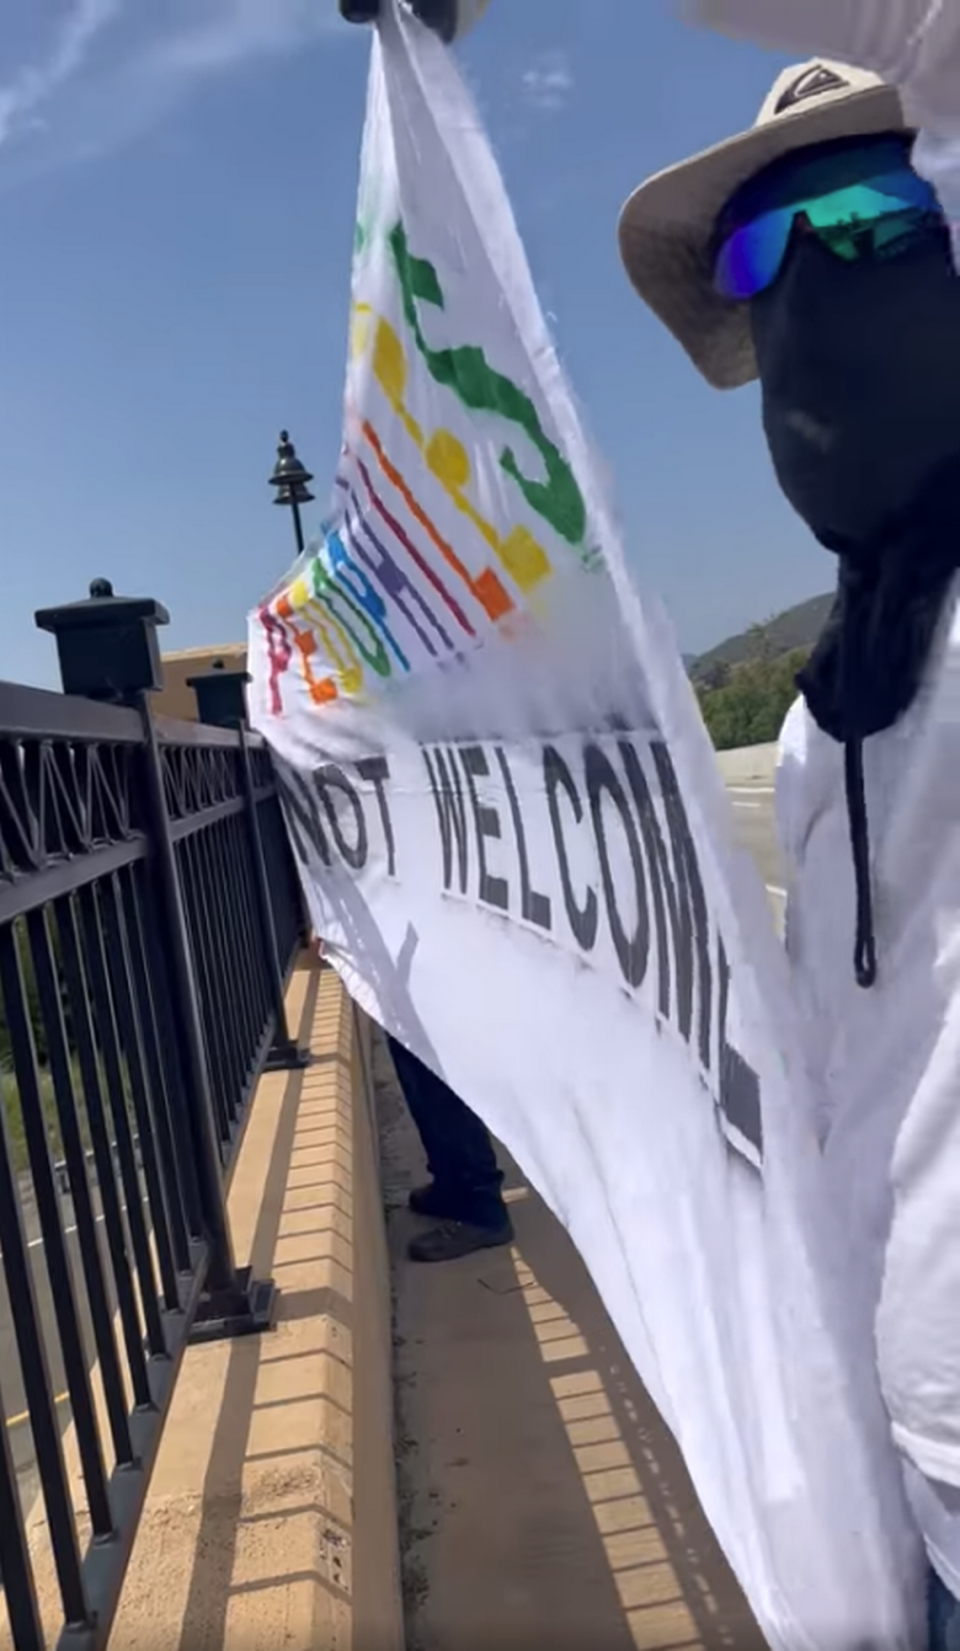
[777,586,960,1592]
[694,0,960,1592]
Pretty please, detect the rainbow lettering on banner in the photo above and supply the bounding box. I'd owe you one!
[362,305,554,595]
[260,218,593,715]
[389,223,587,553]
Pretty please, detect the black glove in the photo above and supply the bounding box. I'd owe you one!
[339,0,381,20]
[339,0,461,42]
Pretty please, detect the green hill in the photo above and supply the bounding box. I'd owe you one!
[690,592,833,752]
[690,592,832,687]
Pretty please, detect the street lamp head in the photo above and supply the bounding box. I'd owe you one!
[269,429,315,507]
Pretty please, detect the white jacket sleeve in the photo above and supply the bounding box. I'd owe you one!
[876,980,960,1491]
[691,0,960,268]
[691,0,934,79]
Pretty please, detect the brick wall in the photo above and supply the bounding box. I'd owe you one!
[153,645,247,722]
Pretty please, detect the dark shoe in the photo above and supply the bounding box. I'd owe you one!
[408,1181,463,1220]
[407,1216,514,1264]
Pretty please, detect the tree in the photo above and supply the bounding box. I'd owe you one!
[699,661,730,692]
[745,619,774,665]
[0,921,47,1074]
[696,648,808,752]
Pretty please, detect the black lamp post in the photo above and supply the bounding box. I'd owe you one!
[269,429,314,556]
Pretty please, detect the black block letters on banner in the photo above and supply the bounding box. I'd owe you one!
[274,730,762,1161]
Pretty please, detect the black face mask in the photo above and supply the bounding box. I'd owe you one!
[753,227,960,550]
[751,226,960,986]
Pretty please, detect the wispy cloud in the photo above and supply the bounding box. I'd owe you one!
[521,50,574,113]
[139,0,340,85]
[0,1,345,177]
[0,0,122,149]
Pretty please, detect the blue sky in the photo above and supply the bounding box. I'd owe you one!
[0,0,827,687]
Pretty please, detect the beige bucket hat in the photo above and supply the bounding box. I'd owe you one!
[618,59,907,391]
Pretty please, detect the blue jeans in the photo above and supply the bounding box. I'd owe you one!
[929,1570,960,1651]
[386,1035,507,1229]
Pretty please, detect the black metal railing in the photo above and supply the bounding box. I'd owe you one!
[161,720,280,1159]
[0,592,306,1651]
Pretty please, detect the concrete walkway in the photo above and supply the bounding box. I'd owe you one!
[373,1030,765,1651]
[46,962,405,1651]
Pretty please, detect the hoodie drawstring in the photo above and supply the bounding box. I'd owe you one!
[844,739,877,989]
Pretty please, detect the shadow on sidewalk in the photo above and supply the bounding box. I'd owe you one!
[156,961,359,1651]
[510,1188,765,1651]
[376,1029,765,1651]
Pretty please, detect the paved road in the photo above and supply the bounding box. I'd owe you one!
[0,777,785,1527]
[727,779,787,930]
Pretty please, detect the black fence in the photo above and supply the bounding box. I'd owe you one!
[0,589,306,1651]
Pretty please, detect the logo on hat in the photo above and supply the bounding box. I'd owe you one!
[775,64,850,115]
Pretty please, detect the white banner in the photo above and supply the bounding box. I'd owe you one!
[248,6,923,1645]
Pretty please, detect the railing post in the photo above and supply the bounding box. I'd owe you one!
[0,1374,45,1651]
[189,662,309,1071]
[34,581,275,1344]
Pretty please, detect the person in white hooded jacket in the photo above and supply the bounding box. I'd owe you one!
[619,26,960,1651]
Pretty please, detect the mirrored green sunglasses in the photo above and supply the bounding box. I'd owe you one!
[713,136,945,301]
